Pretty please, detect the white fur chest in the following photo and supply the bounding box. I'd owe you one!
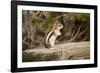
[54,30,61,36]
[49,34,57,46]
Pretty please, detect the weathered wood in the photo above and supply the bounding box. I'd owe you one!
[22,42,90,62]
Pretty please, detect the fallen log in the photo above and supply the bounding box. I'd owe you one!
[22,41,90,62]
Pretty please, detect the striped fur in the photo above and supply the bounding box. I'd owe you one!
[45,30,54,48]
[45,23,63,49]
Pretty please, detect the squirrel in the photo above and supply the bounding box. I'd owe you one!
[45,21,63,49]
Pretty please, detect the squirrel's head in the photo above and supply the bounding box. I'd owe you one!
[52,21,63,31]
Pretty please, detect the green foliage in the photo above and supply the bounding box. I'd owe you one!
[41,12,62,30]
[75,13,90,23]
[42,14,54,30]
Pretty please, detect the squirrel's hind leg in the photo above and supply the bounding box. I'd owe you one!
[45,43,52,49]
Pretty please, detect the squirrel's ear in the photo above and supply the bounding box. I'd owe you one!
[52,23,57,30]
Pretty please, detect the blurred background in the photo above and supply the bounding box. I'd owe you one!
[22,10,90,50]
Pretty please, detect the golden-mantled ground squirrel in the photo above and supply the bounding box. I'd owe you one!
[45,21,63,49]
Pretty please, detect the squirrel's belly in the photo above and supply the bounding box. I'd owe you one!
[49,35,57,46]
